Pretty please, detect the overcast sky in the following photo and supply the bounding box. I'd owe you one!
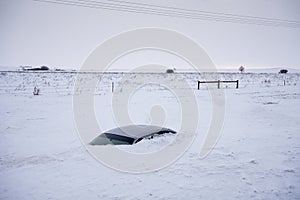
[1,0,300,70]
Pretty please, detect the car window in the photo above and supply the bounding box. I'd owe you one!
[90,133,135,145]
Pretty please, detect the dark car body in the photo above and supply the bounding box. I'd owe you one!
[89,125,176,145]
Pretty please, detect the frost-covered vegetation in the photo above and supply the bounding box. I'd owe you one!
[0,71,299,199]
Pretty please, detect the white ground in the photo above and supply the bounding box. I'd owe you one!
[0,71,299,199]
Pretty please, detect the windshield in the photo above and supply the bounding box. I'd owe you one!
[90,133,135,145]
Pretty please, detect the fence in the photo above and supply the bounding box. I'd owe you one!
[198,80,239,89]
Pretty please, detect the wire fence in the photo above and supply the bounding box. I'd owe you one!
[0,71,299,96]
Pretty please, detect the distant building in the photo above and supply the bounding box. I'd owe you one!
[24,66,50,71]
[40,66,49,70]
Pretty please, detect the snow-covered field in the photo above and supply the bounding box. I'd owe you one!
[0,71,300,199]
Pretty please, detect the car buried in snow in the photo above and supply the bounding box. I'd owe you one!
[89,125,176,145]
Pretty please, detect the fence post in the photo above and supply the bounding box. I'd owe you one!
[112,82,114,92]
[217,80,220,89]
[198,81,200,90]
[236,80,239,89]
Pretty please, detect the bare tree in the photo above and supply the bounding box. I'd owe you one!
[279,69,288,74]
[166,68,176,73]
[239,66,245,73]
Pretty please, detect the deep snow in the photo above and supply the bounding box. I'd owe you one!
[0,71,299,199]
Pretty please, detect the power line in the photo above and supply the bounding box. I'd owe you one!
[34,0,300,27]
[33,0,300,28]
[104,0,300,24]
[79,0,299,26]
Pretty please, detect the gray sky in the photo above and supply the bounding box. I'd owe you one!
[1,0,300,70]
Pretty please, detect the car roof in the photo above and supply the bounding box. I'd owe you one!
[103,125,175,139]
